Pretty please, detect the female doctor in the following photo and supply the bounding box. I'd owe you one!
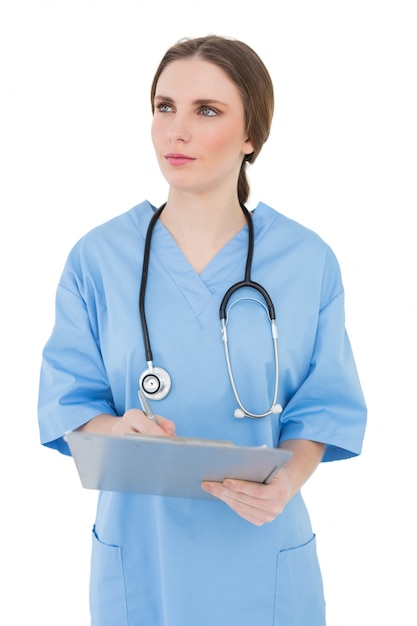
[38,35,367,625]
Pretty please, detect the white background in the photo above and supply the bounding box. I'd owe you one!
[1,1,416,624]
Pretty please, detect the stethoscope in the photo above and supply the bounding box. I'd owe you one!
[138,203,282,418]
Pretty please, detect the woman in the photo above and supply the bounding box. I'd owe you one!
[38,35,367,625]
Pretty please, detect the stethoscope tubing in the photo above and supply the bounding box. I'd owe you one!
[219,205,276,321]
[139,204,165,363]
[138,203,280,417]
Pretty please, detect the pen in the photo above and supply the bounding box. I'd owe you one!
[138,389,157,423]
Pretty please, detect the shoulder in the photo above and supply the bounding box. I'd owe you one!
[65,200,155,266]
[253,202,344,299]
[253,202,329,250]
[78,200,155,248]
[253,201,339,266]
[57,200,157,292]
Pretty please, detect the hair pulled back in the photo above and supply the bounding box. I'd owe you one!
[150,35,274,205]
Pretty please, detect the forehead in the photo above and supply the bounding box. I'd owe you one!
[155,57,242,103]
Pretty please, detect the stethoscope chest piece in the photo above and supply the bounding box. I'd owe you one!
[139,365,172,400]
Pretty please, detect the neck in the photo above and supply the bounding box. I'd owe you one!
[159,191,247,274]
[164,188,244,227]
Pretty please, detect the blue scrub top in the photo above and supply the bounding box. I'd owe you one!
[38,201,366,626]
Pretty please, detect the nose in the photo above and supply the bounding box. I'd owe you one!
[167,113,191,143]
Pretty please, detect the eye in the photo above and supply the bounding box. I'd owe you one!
[199,105,218,117]
[155,102,174,113]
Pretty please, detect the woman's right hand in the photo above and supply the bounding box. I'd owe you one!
[77,410,176,438]
[112,408,176,437]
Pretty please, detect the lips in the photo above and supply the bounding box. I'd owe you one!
[164,153,196,166]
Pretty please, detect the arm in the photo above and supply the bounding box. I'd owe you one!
[201,439,325,526]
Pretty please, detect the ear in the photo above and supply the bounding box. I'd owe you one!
[243,137,254,157]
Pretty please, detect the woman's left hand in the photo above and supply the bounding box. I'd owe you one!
[201,469,292,526]
[201,439,326,526]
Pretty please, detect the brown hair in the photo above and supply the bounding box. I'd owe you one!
[150,35,274,205]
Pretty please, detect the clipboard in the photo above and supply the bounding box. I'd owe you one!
[64,431,292,500]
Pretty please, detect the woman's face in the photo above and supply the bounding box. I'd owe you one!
[151,57,253,197]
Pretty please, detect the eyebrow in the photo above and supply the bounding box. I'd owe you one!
[154,95,229,107]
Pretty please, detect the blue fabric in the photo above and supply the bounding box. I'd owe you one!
[38,201,366,625]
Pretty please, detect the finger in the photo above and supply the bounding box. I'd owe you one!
[202,478,269,502]
[201,483,276,526]
[116,409,175,437]
[156,415,176,436]
[223,479,287,518]
[223,478,269,499]
[135,413,175,436]
[201,480,283,523]
[202,481,269,509]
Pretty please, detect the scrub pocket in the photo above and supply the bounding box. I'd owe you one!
[90,526,129,626]
[274,534,326,626]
